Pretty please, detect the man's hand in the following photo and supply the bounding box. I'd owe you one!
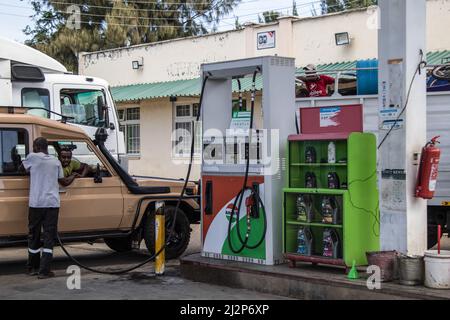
[58,172,80,187]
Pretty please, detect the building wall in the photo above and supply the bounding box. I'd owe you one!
[427,0,450,52]
[293,10,378,65]
[80,30,247,86]
[80,1,450,86]
[120,97,200,179]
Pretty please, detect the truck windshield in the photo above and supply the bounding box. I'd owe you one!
[21,88,50,118]
[60,89,106,128]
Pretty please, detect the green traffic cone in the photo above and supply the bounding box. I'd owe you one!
[347,260,360,280]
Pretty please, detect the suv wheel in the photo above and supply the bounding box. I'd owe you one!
[143,205,191,260]
[104,237,132,252]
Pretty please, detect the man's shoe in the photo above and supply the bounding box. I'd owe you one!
[37,271,55,279]
[27,268,39,276]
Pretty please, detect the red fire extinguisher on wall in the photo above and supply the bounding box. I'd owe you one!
[415,136,441,199]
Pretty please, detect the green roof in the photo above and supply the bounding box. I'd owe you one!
[111,50,450,103]
[111,75,264,103]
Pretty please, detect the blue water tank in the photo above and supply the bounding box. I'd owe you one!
[356,59,378,95]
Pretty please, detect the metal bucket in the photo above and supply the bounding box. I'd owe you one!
[398,254,424,286]
[366,251,398,282]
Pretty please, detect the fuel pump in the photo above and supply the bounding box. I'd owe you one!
[201,56,296,265]
[415,136,441,199]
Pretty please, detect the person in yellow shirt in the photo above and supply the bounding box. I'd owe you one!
[58,147,90,186]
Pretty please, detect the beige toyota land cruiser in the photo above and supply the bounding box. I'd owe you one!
[0,109,200,259]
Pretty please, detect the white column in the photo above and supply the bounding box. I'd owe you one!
[277,17,295,57]
[378,0,427,255]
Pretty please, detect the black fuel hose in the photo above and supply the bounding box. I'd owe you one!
[227,70,267,254]
[56,76,209,275]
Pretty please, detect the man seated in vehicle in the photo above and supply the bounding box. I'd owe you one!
[58,146,90,186]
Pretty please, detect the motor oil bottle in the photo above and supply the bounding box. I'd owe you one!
[328,141,336,164]
[327,172,340,189]
[297,227,313,255]
[296,194,313,222]
[322,228,340,259]
[321,196,339,224]
[305,172,317,188]
[305,146,316,163]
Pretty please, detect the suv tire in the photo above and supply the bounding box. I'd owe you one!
[104,237,132,252]
[143,205,191,260]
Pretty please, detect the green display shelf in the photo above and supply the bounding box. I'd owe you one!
[282,132,380,267]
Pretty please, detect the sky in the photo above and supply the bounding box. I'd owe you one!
[0,0,318,43]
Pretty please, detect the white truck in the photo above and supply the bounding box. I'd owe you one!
[0,37,125,162]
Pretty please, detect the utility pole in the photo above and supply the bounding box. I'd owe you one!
[378,0,427,255]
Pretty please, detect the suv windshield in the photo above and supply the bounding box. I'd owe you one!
[60,89,106,127]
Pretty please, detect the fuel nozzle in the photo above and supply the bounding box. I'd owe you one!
[244,184,260,219]
[245,193,255,217]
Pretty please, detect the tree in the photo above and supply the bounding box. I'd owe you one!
[24,0,242,72]
[320,0,377,14]
[234,17,243,30]
[258,11,281,24]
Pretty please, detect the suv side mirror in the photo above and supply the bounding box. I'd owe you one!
[94,163,103,183]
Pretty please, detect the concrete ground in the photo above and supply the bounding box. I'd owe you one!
[1,225,448,300]
[0,225,289,300]
[180,234,450,300]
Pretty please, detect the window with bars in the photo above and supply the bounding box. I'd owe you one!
[173,103,201,157]
[119,107,140,155]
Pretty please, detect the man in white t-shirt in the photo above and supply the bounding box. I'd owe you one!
[22,137,64,279]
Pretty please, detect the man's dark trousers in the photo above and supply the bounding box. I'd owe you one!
[27,207,59,274]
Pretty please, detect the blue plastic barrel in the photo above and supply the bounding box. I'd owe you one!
[356,59,379,95]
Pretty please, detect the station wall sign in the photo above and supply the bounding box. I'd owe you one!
[257,31,276,50]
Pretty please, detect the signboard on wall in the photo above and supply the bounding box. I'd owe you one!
[257,31,276,50]
[299,104,363,134]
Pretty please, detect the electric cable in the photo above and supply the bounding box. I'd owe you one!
[0,0,367,29]
[227,69,268,254]
[346,169,380,237]
[377,50,427,149]
[56,75,209,275]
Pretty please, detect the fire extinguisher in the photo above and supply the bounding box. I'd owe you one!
[415,136,441,199]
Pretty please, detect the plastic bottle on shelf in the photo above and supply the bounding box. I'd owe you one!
[297,227,313,255]
[296,194,313,222]
[296,195,308,222]
[328,141,336,164]
[322,228,340,258]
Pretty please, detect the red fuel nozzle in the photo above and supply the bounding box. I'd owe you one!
[246,194,255,216]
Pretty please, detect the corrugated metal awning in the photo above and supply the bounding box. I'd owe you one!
[111,75,263,103]
[111,50,450,103]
